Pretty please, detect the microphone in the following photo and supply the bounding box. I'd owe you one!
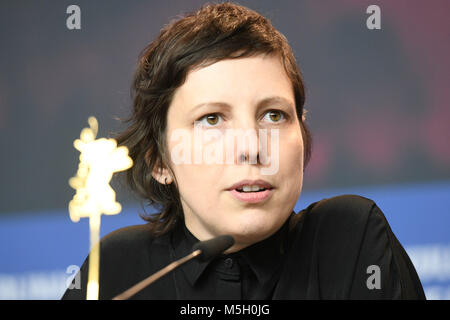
[112,234,235,300]
[193,235,235,262]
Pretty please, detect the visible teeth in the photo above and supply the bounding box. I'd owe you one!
[242,185,264,192]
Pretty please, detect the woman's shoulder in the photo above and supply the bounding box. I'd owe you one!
[99,223,170,255]
[63,223,173,299]
[298,194,377,221]
[97,224,173,288]
[291,194,382,237]
[288,194,390,271]
[287,194,425,299]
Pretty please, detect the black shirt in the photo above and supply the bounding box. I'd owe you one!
[61,195,426,300]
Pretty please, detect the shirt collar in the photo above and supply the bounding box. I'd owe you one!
[170,213,294,287]
[171,220,213,286]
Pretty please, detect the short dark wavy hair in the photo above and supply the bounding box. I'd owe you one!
[115,1,312,236]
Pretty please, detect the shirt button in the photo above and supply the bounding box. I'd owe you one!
[224,258,233,268]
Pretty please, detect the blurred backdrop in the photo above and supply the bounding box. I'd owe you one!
[0,0,449,299]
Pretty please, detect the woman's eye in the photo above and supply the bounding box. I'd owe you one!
[196,113,223,127]
[196,110,286,127]
[263,110,286,123]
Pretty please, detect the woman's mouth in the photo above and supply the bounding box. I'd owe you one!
[228,187,274,203]
[226,179,275,203]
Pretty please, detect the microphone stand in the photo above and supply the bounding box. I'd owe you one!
[112,249,202,300]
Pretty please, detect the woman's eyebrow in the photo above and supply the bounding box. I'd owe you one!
[191,96,295,111]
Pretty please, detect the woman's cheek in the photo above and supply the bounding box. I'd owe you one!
[280,128,304,169]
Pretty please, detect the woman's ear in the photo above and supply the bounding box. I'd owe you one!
[146,150,173,185]
[152,165,173,185]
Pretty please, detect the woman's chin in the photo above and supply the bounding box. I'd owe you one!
[221,216,285,250]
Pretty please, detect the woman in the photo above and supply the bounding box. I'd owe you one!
[62,2,425,299]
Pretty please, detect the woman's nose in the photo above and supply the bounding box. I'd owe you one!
[230,118,261,165]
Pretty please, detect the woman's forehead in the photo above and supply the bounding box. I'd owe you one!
[172,56,293,109]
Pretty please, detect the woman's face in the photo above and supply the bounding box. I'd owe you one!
[162,54,304,252]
